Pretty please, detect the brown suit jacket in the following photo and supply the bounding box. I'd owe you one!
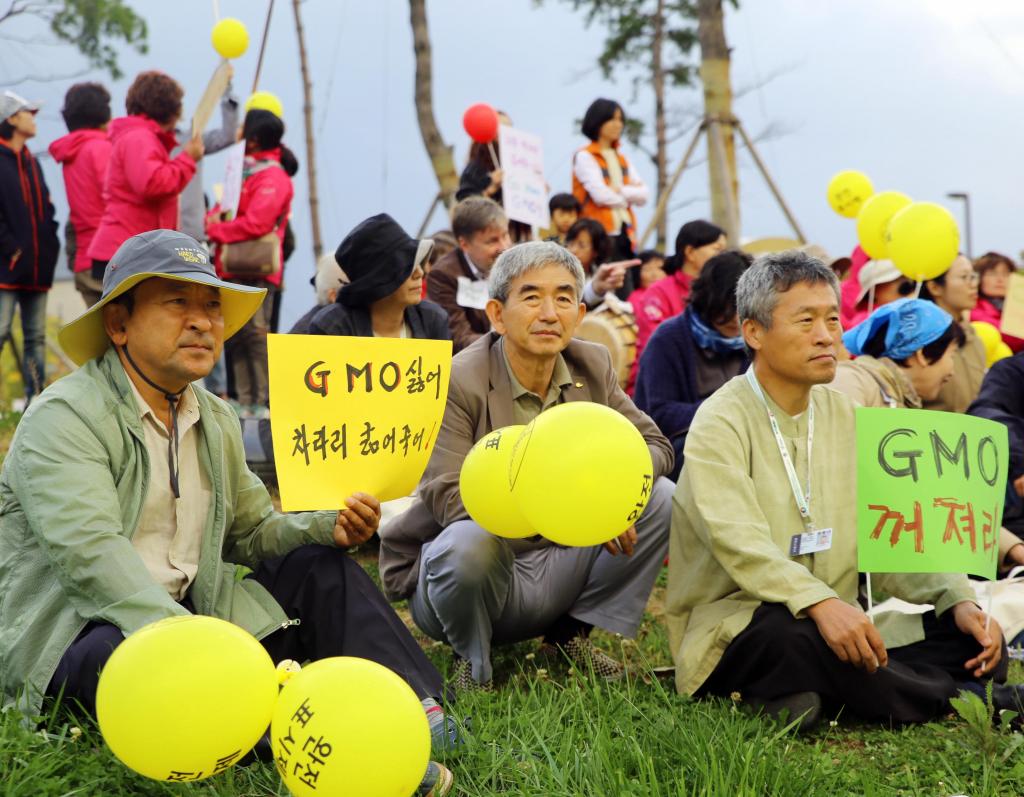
[378,332,675,600]
[426,249,491,353]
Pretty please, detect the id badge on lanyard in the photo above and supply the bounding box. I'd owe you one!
[745,371,832,556]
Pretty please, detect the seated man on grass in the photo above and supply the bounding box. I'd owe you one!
[0,230,454,796]
[667,249,1016,731]
[381,240,675,690]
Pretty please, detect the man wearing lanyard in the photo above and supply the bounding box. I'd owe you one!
[665,250,1016,730]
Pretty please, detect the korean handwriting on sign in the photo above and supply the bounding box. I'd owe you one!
[292,423,436,467]
[867,499,999,555]
[305,357,445,401]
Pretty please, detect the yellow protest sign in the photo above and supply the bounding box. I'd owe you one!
[999,272,1024,339]
[267,334,453,511]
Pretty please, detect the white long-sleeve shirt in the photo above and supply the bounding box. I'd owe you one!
[573,148,649,215]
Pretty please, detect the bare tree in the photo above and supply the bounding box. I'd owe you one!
[409,0,458,210]
[291,0,322,260]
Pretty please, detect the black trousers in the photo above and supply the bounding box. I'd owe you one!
[698,603,1008,725]
[46,545,444,717]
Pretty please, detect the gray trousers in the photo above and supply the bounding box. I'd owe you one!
[410,476,674,682]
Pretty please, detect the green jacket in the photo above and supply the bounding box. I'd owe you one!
[0,347,335,716]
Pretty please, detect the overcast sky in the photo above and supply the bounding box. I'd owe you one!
[4,0,1024,328]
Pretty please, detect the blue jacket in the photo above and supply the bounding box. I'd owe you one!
[633,308,748,480]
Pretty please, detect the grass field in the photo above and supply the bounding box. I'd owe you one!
[5,556,1024,796]
[2,373,1024,795]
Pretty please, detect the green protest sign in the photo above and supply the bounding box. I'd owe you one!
[856,407,1009,579]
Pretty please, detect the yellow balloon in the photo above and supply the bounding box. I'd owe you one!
[971,321,1002,357]
[509,402,654,547]
[246,91,284,119]
[886,201,960,282]
[856,190,912,260]
[272,657,429,797]
[990,341,1014,366]
[211,18,249,60]
[460,425,536,538]
[96,615,278,781]
[827,170,874,219]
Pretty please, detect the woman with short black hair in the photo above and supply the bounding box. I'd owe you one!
[634,250,751,479]
[572,98,648,261]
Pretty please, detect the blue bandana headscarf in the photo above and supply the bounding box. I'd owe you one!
[843,298,953,361]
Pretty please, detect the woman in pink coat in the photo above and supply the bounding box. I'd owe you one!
[49,82,112,307]
[207,109,296,416]
[87,71,203,279]
[971,251,1024,352]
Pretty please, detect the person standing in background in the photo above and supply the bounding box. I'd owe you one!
[0,90,59,404]
[206,110,296,418]
[573,98,648,261]
[88,71,204,278]
[49,82,112,307]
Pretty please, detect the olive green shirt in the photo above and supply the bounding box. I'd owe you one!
[666,375,976,696]
[500,337,575,426]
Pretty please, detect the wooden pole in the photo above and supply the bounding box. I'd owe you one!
[251,0,276,94]
[735,120,806,243]
[652,0,668,248]
[707,119,740,246]
[291,0,323,259]
[409,0,459,208]
[638,121,704,248]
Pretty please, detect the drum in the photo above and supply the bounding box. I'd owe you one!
[576,297,638,389]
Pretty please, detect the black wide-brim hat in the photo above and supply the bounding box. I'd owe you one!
[336,213,433,308]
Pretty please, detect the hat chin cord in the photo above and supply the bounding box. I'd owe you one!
[120,344,185,499]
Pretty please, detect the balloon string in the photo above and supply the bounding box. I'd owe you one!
[212,0,220,20]
[913,280,922,299]
[867,284,875,316]
[488,141,501,170]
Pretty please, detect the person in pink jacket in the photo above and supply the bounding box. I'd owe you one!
[206,109,296,417]
[632,219,725,387]
[87,71,203,281]
[49,82,112,307]
[971,251,1024,353]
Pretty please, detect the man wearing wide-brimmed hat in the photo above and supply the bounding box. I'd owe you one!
[0,229,457,794]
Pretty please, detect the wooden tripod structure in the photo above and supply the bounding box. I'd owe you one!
[638,113,806,249]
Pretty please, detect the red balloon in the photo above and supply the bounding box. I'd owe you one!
[463,103,499,144]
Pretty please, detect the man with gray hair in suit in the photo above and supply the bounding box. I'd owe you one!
[381,240,674,690]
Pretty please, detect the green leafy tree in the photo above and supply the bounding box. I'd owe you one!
[0,0,148,80]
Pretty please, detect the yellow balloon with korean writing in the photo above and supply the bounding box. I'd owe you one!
[509,402,654,547]
[460,425,537,538]
[271,657,430,797]
[96,615,278,781]
[827,170,874,218]
[211,18,249,59]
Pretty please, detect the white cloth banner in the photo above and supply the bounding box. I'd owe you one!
[498,126,550,229]
[220,140,246,217]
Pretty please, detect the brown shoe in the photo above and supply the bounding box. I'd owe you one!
[453,656,494,693]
